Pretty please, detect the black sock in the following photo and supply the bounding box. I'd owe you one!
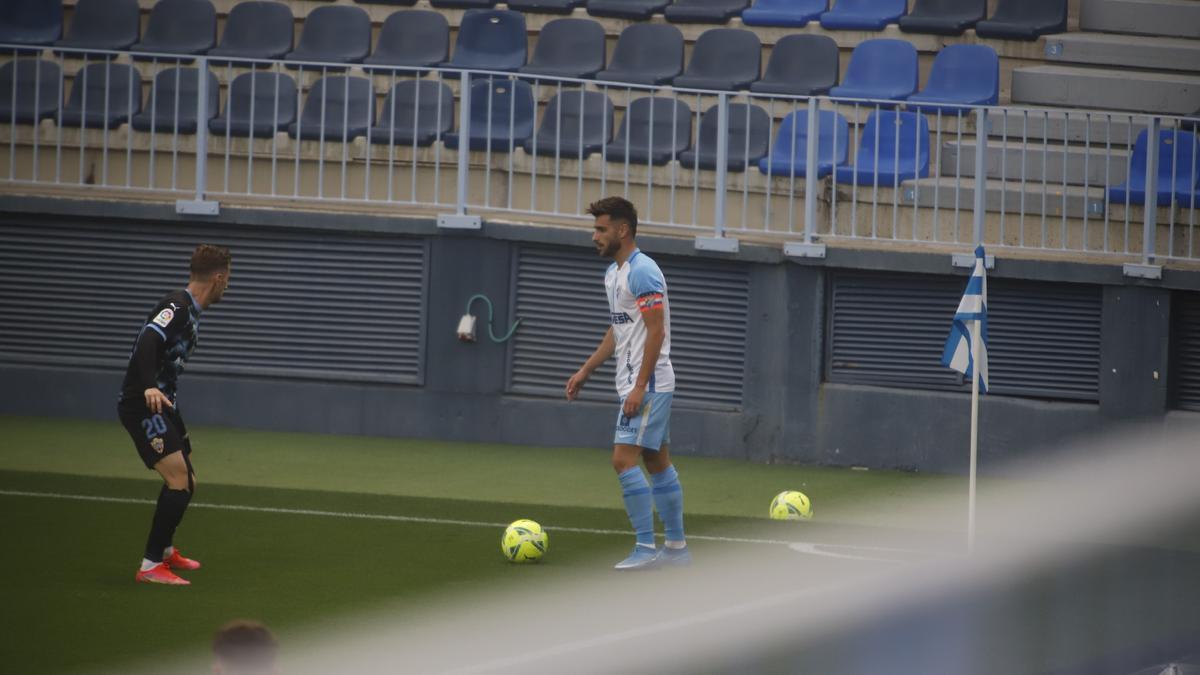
[144,486,192,562]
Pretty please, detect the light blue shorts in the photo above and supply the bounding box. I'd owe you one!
[613,391,673,451]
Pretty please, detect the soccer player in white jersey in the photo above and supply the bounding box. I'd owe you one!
[566,197,689,570]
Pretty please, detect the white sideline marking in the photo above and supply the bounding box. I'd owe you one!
[0,488,921,561]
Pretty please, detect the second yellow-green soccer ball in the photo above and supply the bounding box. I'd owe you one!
[769,491,813,520]
[501,519,549,563]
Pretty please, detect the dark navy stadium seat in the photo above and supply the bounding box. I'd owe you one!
[507,0,585,15]
[285,5,371,68]
[828,39,917,102]
[758,109,850,178]
[605,97,692,166]
[56,0,139,52]
[906,44,998,113]
[522,90,614,159]
[587,0,670,21]
[679,103,770,171]
[444,79,535,152]
[0,59,61,124]
[288,76,375,141]
[664,0,750,24]
[365,10,449,72]
[1108,130,1200,208]
[369,80,455,147]
[131,67,218,134]
[0,0,62,47]
[355,0,417,5]
[208,2,294,63]
[975,0,1067,40]
[442,10,527,74]
[750,34,837,96]
[819,0,907,30]
[898,0,986,35]
[834,110,930,185]
[595,24,683,86]
[672,29,761,91]
[59,62,142,129]
[209,72,298,138]
[131,0,216,61]
[742,0,826,27]
[519,18,606,81]
[430,0,497,10]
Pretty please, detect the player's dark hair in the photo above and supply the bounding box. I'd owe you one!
[587,197,638,238]
[212,619,278,670]
[190,244,231,280]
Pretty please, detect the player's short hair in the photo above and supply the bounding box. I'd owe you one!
[212,619,278,672]
[190,244,231,280]
[587,197,638,238]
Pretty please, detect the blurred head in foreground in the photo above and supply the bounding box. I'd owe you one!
[213,620,279,675]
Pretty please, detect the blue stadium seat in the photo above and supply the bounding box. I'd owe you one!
[518,18,606,81]
[285,5,372,68]
[750,34,838,96]
[819,0,907,30]
[522,90,614,159]
[56,0,139,52]
[758,109,849,178]
[906,44,998,113]
[742,0,826,27]
[443,79,535,152]
[369,80,455,147]
[288,76,375,141]
[834,110,930,186]
[131,0,216,61]
[975,0,1067,40]
[828,39,917,102]
[665,0,750,24]
[365,10,449,72]
[208,1,294,63]
[209,72,298,138]
[442,10,527,74]
[0,0,62,47]
[672,29,760,91]
[1107,129,1200,208]
[605,97,692,166]
[131,67,219,134]
[898,0,986,35]
[679,103,770,171]
[587,0,670,21]
[430,0,497,10]
[0,59,61,124]
[355,0,417,5]
[507,0,585,15]
[595,24,683,86]
[59,62,143,130]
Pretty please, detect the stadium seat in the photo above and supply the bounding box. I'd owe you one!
[975,0,1067,41]
[906,44,998,113]
[605,96,692,166]
[285,5,371,68]
[1182,108,1200,132]
[757,109,850,178]
[288,76,375,141]
[365,10,449,72]
[209,72,298,138]
[834,109,930,185]
[742,0,826,27]
[442,10,527,74]
[0,0,62,47]
[59,62,142,129]
[518,18,606,82]
[587,0,670,21]
[750,34,837,96]
[355,0,417,5]
[430,0,497,10]
[131,67,219,134]
[55,0,139,52]
[369,80,455,147]
[130,0,216,61]
[679,103,770,171]
[1107,129,1200,207]
[595,24,684,86]
[671,29,760,92]
[828,39,918,102]
[507,0,585,15]
[207,1,294,63]
[664,0,750,24]
[443,79,535,152]
[0,59,61,124]
[522,90,614,159]
[819,0,907,30]
[898,0,985,36]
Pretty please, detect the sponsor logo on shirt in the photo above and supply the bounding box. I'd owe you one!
[152,308,175,328]
[611,312,635,325]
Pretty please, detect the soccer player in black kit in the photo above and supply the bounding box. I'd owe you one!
[118,244,231,586]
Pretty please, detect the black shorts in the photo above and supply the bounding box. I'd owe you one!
[118,401,192,470]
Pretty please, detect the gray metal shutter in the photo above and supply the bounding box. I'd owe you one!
[508,246,749,409]
[0,220,427,384]
[1171,291,1200,412]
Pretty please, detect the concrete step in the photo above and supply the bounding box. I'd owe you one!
[1043,32,1200,73]
[987,110,1151,145]
[1080,0,1200,39]
[939,139,1131,187]
[1011,65,1200,115]
[900,177,1107,220]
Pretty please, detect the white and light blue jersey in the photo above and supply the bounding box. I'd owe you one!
[605,249,674,398]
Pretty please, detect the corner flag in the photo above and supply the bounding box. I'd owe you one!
[942,245,989,393]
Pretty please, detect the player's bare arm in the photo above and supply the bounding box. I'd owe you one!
[567,326,615,401]
[144,387,174,414]
[622,302,665,418]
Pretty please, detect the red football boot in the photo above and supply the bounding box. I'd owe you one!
[135,562,190,586]
[164,548,202,571]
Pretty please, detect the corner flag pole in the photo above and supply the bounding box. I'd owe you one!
[968,317,980,554]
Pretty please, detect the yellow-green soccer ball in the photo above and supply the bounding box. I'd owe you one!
[501,519,549,563]
[769,491,813,520]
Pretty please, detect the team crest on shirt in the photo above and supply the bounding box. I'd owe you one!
[152,308,175,328]
[150,437,164,454]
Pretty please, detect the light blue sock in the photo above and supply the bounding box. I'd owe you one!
[618,467,655,547]
[651,465,685,544]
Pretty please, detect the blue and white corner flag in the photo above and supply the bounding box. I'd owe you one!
[942,245,989,393]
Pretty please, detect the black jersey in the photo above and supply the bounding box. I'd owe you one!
[119,289,203,405]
